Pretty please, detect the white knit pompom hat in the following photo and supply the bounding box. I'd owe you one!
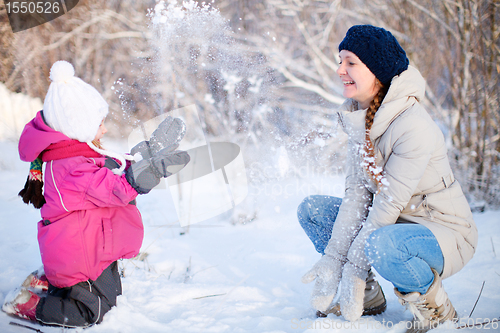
[44,60,108,142]
[43,60,130,174]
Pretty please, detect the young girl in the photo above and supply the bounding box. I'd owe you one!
[2,61,189,327]
[298,25,477,332]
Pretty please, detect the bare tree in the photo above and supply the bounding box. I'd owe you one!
[0,0,155,135]
[216,0,500,206]
[1,0,499,205]
[360,0,500,207]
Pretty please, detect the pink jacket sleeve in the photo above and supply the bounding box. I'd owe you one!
[45,157,138,213]
[83,167,139,208]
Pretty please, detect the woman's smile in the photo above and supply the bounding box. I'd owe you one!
[337,50,380,109]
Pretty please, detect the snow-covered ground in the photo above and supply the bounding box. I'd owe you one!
[0,139,499,333]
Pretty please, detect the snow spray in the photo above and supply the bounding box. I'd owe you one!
[129,1,256,226]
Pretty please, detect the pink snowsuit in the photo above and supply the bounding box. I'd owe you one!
[19,111,144,288]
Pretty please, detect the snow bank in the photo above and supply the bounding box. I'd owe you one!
[0,83,42,141]
[0,140,498,333]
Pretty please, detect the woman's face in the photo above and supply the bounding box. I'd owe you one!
[337,50,380,109]
[94,119,107,141]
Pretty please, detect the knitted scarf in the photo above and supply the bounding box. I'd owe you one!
[42,140,102,162]
[19,140,104,209]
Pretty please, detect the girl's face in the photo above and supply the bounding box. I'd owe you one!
[337,50,380,109]
[94,119,107,141]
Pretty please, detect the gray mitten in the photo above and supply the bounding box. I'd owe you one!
[130,116,186,160]
[339,262,369,321]
[301,254,344,312]
[339,223,375,321]
[126,148,190,194]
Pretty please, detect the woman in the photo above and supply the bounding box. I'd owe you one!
[298,25,477,332]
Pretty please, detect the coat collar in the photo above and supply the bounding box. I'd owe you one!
[337,66,426,143]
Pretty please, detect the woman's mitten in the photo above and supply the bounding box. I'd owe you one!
[301,254,344,312]
[126,148,190,194]
[131,116,186,160]
[339,224,374,321]
[339,262,368,321]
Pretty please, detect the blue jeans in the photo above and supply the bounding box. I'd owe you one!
[297,195,444,294]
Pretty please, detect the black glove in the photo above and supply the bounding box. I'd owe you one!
[104,157,120,170]
[130,116,186,160]
[103,157,136,205]
[126,148,190,194]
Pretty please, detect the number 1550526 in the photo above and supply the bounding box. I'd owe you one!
[5,1,60,14]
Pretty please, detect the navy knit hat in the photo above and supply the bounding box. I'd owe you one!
[339,25,409,86]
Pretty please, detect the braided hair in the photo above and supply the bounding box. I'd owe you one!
[361,81,389,193]
[338,25,408,192]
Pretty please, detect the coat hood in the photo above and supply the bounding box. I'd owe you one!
[337,65,426,143]
[19,111,70,162]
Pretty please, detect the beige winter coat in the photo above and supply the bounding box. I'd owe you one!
[336,65,477,279]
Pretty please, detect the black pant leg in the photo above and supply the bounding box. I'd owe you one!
[92,261,122,304]
[111,261,123,296]
[35,282,101,327]
[35,262,122,327]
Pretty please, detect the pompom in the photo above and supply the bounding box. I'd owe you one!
[49,60,75,83]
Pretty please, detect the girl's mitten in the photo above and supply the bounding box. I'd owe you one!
[126,148,190,194]
[131,116,186,160]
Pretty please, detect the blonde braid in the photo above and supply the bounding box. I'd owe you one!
[362,82,389,193]
[92,139,104,149]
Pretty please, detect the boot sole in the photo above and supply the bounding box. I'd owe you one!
[363,300,387,316]
[316,300,387,318]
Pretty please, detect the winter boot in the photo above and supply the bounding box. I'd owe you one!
[316,269,386,317]
[22,267,49,293]
[395,269,457,333]
[2,288,40,321]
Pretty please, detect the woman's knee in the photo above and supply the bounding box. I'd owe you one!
[297,195,317,226]
[364,226,400,264]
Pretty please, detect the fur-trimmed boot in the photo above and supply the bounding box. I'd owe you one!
[21,267,49,293]
[316,269,386,317]
[395,269,457,333]
[2,288,40,321]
